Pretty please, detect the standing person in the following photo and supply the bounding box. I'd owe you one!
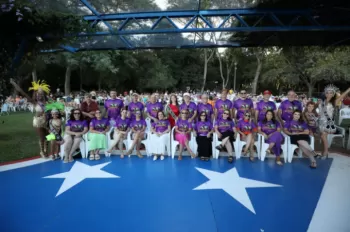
[194,112,213,161]
[278,90,302,126]
[233,89,254,121]
[80,93,99,124]
[255,90,277,123]
[179,93,197,124]
[197,94,214,122]
[214,89,233,120]
[47,109,64,160]
[236,112,257,161]
[128,93,144,120]
[104,90,124,126]
[283,110,318,168]
[88,110,110,160]
[175,109,196,160]
[146,94,164,122]
[166,94,180,128]
[215,110,237,163]
[10,79,50,158]
[316,85,350,159]
[150,111,171,161]
[258,110,284,165]
[126,110,146,158]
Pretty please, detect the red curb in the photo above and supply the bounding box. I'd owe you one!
[0,156,41,166]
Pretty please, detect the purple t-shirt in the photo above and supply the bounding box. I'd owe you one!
[284,120,308,133]
[130,119,147,131]
[195,121,213,136]
[152,119,170,133]
[256,100,276,122]
[115,117,130,131]
[176,119,192,132]
[128,101,144,120]
[90,118,110,132]
[197,103,213,120]
[258,120,280,135]
[215,119,235,133]
[233,98,254,120]
[146,102,164,118]
[236,119,257,134]
[179,102,197,119]
[104,98,124,120]
[66,120,88,132]
[279,100,302,122]
[214,99,233,119]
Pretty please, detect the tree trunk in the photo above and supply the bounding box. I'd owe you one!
[307,83,314,98]
[64,66,71,96]
[201,50,208,93]
[32,66,37,82]
[252,54,262,95]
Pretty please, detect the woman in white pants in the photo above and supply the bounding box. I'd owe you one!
[150,111,171,161]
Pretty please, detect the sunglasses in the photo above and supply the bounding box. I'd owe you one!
[200,114,206,117]
[240,92,247,94]
[96,112,101,114]
[223,112,229,115]
[74,113,80,115]
[245,114,251,117]
[181,112,188,114]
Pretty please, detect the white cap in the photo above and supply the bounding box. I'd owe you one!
[183,92,190,97]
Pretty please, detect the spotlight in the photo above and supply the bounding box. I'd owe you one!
[36,36,43,42]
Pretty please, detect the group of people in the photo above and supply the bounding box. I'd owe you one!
[9,78,350,168]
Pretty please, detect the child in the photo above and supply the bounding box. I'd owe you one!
[303,101,318,136]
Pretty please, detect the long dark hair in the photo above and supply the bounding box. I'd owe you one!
[170,94,179,106]
[292,109,304,123]
[69,108,84,121]
[199,111,208,121]
[223,110,232,121]
[263,110,276,124]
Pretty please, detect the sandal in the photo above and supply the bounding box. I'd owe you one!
[137,152,143,158]
[190,153,196,159]
[95,154,100,160]
[276,160,283,166]
[228,156,235,163]
[68,156,74,163]
[200,157,205,161]
[63,158,69,163]
[310,161,317,169]
[249,156,255,162]
[205,157,210,162]
[215,145,223,151]
[178,155,182,160]
[266,149,271,154]
[120,154,124,159]
[105,151,111,157]
[89,154,95,160]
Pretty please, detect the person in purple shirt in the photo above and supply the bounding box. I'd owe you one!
[150,111,171,161]
[283,110,318,168]
[146,94,164,122]
[88,109,110,160]
[126,110,147,158]
[214,89,233,119]
[179,92,197,123]
[278,90,302,125]
[105,108,130,158]
[128,93,144,120]
[258,110,284,165]
[255,90,277,123]
[175,109,196,160]
[104,90,124,126]
[194,112,213,161]
[214,109,237,163]
[197,94,214,122]
[233,89,254,120]
[63,109,88,163]
[236,112,257,161]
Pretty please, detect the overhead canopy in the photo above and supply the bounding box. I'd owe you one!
[28,0,350,52]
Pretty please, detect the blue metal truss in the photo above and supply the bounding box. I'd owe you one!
[38,3,350,52]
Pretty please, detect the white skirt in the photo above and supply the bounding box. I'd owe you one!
[149,133,170,155]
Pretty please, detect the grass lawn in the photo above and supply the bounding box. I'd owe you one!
[0,112,39,163]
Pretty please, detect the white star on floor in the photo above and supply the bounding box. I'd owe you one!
[193,167,282,214]
[43,161,119,197]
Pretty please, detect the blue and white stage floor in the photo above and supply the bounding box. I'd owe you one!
[1,154,350,232]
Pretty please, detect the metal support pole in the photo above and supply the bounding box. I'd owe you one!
[233,62,237,91]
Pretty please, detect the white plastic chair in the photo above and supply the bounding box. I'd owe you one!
[347,128,350,150]
[148,131,171,156]
[0,104,9,116]
[325,125,346,148]
[258,133,288,163]
[284,134,315,163]
[338,108,350,125]
[235,134,261,159]
[59,134,87,159]
[145,117,151,133]
[170,127,180,159]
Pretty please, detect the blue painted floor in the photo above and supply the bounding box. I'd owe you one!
[0,156,332,232]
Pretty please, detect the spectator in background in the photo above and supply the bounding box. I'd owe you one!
[80,93,99,124]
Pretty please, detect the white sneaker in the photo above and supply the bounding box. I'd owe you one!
[153,156,158,161]
[160,155,164,160]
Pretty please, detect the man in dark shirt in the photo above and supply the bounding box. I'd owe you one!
[80,93,99,124]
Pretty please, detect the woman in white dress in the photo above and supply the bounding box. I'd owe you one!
[317,85,350,158]
[150,111,171,161]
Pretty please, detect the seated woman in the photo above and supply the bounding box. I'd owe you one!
[236,112,257,162]
[175,109,196,160]
[302,101,318,136]
[194,112,213,161]
[258,110,284,165]
[215,110,236,163]
[126,110,147,158]
[150,111,171,161]
[88,109,110,161]
[48,109,64,160]
[63,109,88,163]
[105,108,130,158]
[283,110,318,168]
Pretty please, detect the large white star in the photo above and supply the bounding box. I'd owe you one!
[193,167,282,214]
[43,161,119,197]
